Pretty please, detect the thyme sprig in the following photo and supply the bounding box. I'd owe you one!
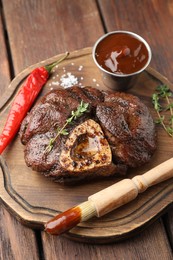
[152,84,173,137]
[45,100,89,153]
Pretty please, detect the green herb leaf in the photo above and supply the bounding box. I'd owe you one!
[45,138,54,153]
[166,126,173,135]
[60,129,69,135]
[152,84,173,138]
[66,117,73,124]
[169,115,173,124]
[166,103,173,111]
[152,93,162,111]
[156,84,171,98]
[155,115,165,124]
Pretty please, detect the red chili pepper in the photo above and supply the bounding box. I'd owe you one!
[0,52,69,154]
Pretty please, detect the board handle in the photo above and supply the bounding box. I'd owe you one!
[89,158,173,217]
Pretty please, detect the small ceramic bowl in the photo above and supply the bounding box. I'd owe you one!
[92,31,152,91]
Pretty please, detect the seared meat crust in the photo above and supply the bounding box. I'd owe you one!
[20,86,156,183]
[96,92,156,167]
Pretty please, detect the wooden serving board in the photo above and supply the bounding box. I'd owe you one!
[0,47,173,244]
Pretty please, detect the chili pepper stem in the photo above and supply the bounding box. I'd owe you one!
[45,52,69,73]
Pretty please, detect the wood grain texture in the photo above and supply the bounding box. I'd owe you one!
[164,211,173,248]
[168,212,173,247]
[0,48,173,243]
[0,6,40,260]
[0,5,11,97]
[0,203,39,260]
[2,0,104,74]
[42,221,172,260]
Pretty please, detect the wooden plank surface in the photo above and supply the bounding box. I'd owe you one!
[0,3,40,259]
[164,211,173,247]
[0,207,39,260]
[2,0,104,74]
[0,0,173,259]
[0,4,10,96]
[42,221,172,260]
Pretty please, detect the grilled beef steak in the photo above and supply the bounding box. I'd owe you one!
[19,86,156,183]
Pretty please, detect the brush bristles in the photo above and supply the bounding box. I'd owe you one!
[79,201,97,222]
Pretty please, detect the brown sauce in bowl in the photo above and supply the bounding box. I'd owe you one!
[95,33,149,75]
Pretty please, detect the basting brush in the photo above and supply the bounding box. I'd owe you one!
[45,158,173,235]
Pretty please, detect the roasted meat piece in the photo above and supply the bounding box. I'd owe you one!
[19,86,156,183]
[96,92,156,167]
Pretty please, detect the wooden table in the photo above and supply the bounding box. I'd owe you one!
[0,1,173,259]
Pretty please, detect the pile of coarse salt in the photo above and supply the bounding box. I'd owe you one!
[49,64,100,90]
[49,63,84,89]
[60,72,78,88]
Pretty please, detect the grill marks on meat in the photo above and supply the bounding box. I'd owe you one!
[19,86,156,184]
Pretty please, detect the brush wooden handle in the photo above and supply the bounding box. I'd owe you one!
[88,158,173,217]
